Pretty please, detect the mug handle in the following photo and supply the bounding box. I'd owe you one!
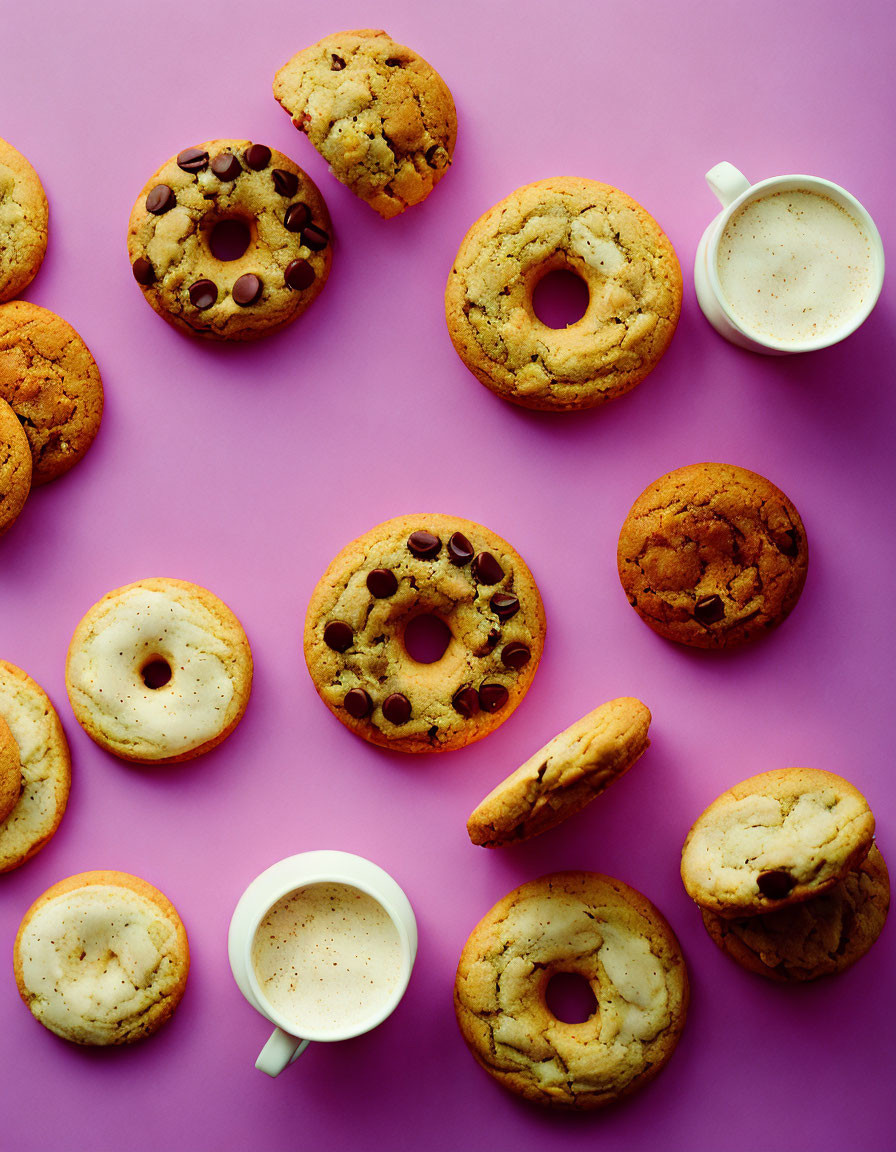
[255,1027,311,1077]
[705,162,751,208]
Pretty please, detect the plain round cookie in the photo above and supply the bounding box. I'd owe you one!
[14,871,190,1045]
[0,138,49,302]
[445,178,682,411]
[66,577,253,763]
[0,301,103,484]
[454,872,689,1109]
[0,711,22,822]
[274,29,457,218]
[0,397,32,536]
[617,462,809,648]
[0,661,71,872]
[304,514,545,753]
[467,698,651,847]
[127,138,332,341]
[700,845,889,982]
[680,768,875,917]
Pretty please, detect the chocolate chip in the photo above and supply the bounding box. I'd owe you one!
[295,113,312,133]
[478,683,509,713]
[245,144,272,170]
[188,279,217,310]
[408,531,441,559]
[132,257,155,285]
[694,595,725,624]
[452,687,479,718]
[447,532,474,565]
[273,169,300,198]
[211,152,241,181]
[491,593,520,621]
[385,57,403,66]
[425,145,440,166]
[366,568,398,598]
[285,259,316,291]
[486,628,501,648]
[779,528,801,558]
[323,621,353,652]
[301,224,329,251]
[331,54,346,70]
[232,273,262,306]
[757,870,795,899]
[472,552,505,585]
[146,184,175,214]
[177,147,209,173]
[501,642,531,670]
[344,688,372,719]
[284,203,311,232]
[382,693,411,725]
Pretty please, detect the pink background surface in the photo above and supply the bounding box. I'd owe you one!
[1,1,894,1149]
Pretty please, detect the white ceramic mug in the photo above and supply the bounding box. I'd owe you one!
[228,851,418,1077]
[694,161,884,354]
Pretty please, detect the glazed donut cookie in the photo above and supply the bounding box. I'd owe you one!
[0,661,71,873]
[0,138,49,302]
[1,396,32,536]
[14,871,189,1045]
[454,872,689,1109]
[303,514,545,753]
[445,178,682,411]
[65,577,253,763]
[127,139,331,341]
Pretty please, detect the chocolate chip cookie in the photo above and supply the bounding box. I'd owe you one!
[0,138,48,302]
[0,397,31,536]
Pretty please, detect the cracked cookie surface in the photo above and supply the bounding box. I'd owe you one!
[274,29,456,218]
[467,697,651,847]
[303,514,545,753]
[680,768,875,917]
[445,178,682,410]
[617,462,808,648]
[0,397,31,536]
[0,138,48,302]
[14,870,189,1045]
[454,872,688,1109]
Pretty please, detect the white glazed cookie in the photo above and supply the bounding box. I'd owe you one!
[65,577,253,763]
[14,871,190,1045]
[0,661,71,872]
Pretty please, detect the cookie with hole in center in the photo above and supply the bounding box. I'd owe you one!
[303,514,545,753]
[0,138,49,302]
[0,396,31,536]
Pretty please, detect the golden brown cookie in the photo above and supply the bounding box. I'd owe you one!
[0,396,31,536]
[304,514,545,753]
[617,462,809,648]
[274,29,457,218]
[0,301,103,484]
[0,138,49,302]
[14,871,189,1045]
[445,178,682,411]
[127,139,331,341]
[467,698,651,847]
[0,711,22,823]
[454,872,689,1109]
[66,577,253,763]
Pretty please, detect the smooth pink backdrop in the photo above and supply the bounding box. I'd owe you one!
[1,1,893,1149]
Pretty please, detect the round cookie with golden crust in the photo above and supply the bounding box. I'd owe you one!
[467,697,651,848]
[700,845,889,982]
[0,712,22,823]
[14,870,190,1045]
[127,139,332,341]
[66,577,253,764]
[454,872,689,1110]
[274,29,457,219]
[680,768,875,918]
[0,661,71,873]
[0,138,49,302]
[0,301,103,484]
[0,397,32,536]
[445,178,682,411]
[304,514,545,753]
[617,462,808,649]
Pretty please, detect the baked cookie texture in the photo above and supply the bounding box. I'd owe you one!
[0,301,103,484]
[467,698,651,847]
[454,872,688,1109]
[304,514,545,753]
[680,768,875,917]
[445,178,682,411]
[274,29,457,218]
[0,138,49,302]
[0,711,22,822]
[14,871,190,1045]
[0,396,32,536]
[0,661,71,872]
[617,462,808,648]
[700,844,889,981]
[66,577,253,763]
[127,139,331,341]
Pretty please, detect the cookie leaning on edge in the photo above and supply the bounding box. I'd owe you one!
[0,138,49,302]
[0,397,31,537]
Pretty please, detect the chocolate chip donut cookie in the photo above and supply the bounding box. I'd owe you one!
[454,872,689,1109]
[0,138,49,302]
[0,397,31,536]
[445,178,682,410]
[66,577,253,763]
[274,30,456,218]
[617,462,809,648]
[14,871,189,1045]
[467,698,651,847]
[127,139,331,341]
[303,514,545,753]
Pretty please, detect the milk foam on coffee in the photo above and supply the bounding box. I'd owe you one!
[716,189,874,344]
[251,882,403,1034]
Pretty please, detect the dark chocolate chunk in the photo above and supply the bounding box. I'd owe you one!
[452,687,480,718]
[478,683,509,713]
[323,621,353,652]
[273,169,300,198]
[447,532,474,565]
[382,693,411,725]
[284,203,311,232]
[211,152,241,181]
[232,273,262,306]
[366,568,398,598]
[757,870,796,899]
[385,57,403,66]
[301,224,329,251]
[331,54,346,70]
[472,551,505,585]
[425,145,439,166]
[779,527,801,558]
[132,257,155,286]
[177,147,209,173]
[407,531,441,559]
[491,593,520,621]
[284,259,315,291]
[188,279,217,310]
[501,642,531,670]
[245,144,272,170]
[146,184,176,214]
[344,688,372,719]
[694,594,725,624]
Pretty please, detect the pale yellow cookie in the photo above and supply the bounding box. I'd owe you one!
[0,711,22,822]
[0,138,49,302]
